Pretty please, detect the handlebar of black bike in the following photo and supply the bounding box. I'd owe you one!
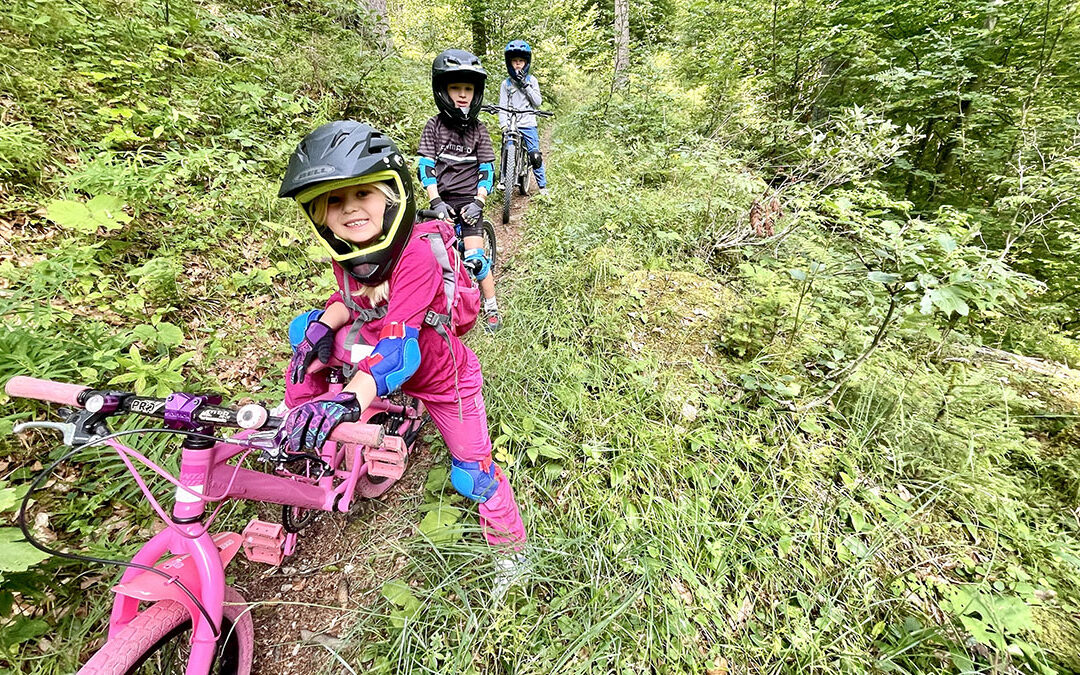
[416,209,446,221]
[481,104,554,118]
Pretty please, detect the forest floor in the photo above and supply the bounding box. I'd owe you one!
[234,131,550,675]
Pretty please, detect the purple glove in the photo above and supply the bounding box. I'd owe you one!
[460,198,485,227]
[288,320,334,385]
[282,392,361,454]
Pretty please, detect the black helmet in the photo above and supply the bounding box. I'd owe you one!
[504,40,532,79]
[279,120,415,285]
[432,49,487,127]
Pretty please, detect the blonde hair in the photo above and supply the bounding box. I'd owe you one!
[306,181,399,227]
[359,280,390,304]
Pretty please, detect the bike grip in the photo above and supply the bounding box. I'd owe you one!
[329,422,385,447]
[5,376,89,406]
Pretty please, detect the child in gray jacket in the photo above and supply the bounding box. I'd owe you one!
[499,40,548,195]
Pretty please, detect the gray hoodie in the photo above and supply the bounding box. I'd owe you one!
[498,75,543,129]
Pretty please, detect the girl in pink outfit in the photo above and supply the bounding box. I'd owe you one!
[277,120,526,550]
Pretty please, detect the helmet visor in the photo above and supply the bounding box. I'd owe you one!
[296,170,407,263]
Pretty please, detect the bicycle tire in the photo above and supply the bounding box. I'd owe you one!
[282,504,317,533]
[80,587,253,675]
[517,145,531,196]
[502,144,515,225]
[483,219,498,271]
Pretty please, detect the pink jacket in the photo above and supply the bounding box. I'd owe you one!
[325,230,482,404]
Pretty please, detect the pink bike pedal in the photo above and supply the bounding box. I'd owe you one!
[364,436,408,480]
[241,520,287,566]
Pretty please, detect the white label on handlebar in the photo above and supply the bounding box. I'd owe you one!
[130,399,166,415]
[175,484,204,504]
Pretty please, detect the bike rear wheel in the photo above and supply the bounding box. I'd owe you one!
[517,144,532,196]
[80,587,253,675]
[502,143,515,225]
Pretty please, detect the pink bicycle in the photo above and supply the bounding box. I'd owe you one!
[6,367,425,674]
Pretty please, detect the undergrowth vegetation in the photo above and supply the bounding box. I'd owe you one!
[2,0,1079,673]
[349,58,1080,674]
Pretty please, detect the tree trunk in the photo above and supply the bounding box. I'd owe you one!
[362,0,393,55]
[468,0,487,56]
[613,0,630,90]
[928,98,971,201]
[905,116,939,201]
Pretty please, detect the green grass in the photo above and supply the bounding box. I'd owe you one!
[339,93,1080,674]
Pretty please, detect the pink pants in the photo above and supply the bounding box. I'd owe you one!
[285,368,526,547]
[425,390,527,548]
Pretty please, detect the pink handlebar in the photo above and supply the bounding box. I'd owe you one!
[5,376,88,406]
[328,422,385,448]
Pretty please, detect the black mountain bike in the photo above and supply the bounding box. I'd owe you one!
[482,104,553,224]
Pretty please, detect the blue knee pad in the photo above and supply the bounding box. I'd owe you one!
[450,458,501,503]
[288,310,325,351]
[465,248,491,281]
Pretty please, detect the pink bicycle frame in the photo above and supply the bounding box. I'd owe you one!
[5,376,422,675]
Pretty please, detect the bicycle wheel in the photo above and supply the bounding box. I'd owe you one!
[517,145,531,196]
[502,143,515,225]
[80,587,253,675]
[482,219,498,271]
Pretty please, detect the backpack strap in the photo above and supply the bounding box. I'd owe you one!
[341,272,389,321]
[340,273,389,378]
[423,310,464,421]
[422,232,456,317]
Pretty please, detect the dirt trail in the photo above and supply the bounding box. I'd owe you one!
[236,130,551,675]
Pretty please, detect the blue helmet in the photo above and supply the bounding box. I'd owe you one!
[504,40,532,79]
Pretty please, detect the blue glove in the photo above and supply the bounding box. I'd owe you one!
[460,198,485,227]
[429,197,454,222]
[282,392,361,454]
[288,320,334,385]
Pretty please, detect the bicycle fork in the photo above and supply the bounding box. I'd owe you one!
[104,438,238,674]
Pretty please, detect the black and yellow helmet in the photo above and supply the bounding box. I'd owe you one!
[279,121,415,285]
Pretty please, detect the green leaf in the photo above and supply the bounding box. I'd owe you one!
[417,504,462,544]
[788,268,807,281]
[169,351,196,368]
[155,322,184,347]
[929,287,970,316]
[623,498,641,530]
[777,535,793,558]
[423,467,449,494]
[867,271,901,284]
[0,616,49,650]
[132,324,158,345]
[0,528,50,572]
[0,487,17,513]
[937,233,957,253]
[86,194,125,218]
[45,199,95,233]
[381,579,420,610]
